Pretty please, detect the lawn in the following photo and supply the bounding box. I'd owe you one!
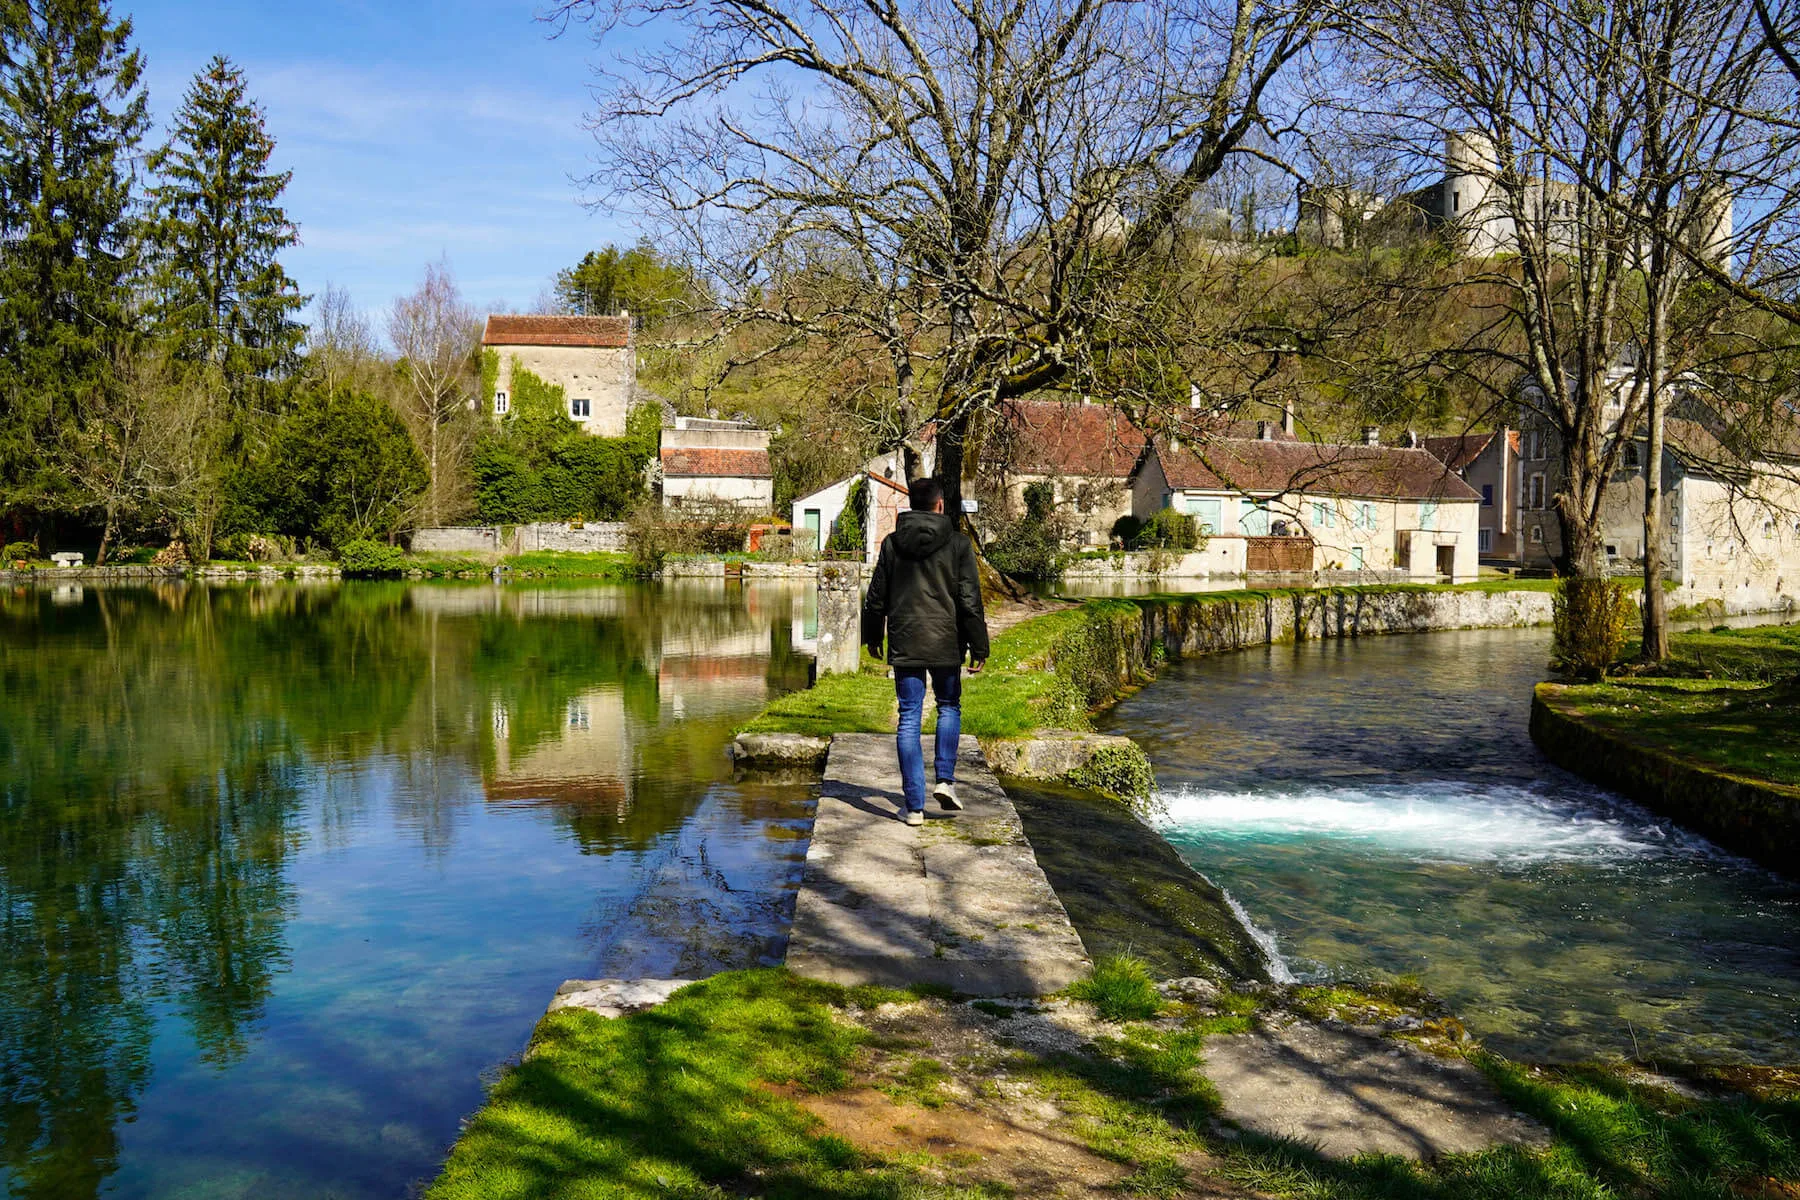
[1556,622,1800,788]
[423,966,1800,1200]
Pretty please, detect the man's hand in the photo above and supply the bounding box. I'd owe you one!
[968,658,985,674]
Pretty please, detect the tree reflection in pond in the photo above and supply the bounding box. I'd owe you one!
[0,579,816,1199]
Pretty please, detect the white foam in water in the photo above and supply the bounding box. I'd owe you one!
[1220,887,1296,982]
[1155,780,1697,865]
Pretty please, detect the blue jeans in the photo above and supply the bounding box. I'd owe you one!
[894,667,961,813]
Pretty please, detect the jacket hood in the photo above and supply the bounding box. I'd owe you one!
[892,510,955,559]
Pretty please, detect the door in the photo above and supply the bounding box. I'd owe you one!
[803,508,822,551]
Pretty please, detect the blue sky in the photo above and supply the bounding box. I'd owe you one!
[129,0,636,327]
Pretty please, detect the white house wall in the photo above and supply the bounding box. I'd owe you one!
[493,345,635,436]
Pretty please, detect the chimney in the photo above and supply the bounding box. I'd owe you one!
[1189,381,1203,410]
[1404,429,1420,448]
[1281,402,1296,437]
[1362,425,1381,446]
[1256,420,1274,441]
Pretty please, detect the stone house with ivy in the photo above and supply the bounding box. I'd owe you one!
[481,314,635,436]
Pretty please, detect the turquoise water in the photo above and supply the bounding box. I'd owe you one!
[0,581,817,1199]
[1103,626,1800,1064]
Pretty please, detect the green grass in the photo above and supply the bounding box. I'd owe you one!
[1556,622,1800,788]
[1067,955,1166,1023]
[402,550,639,579]
[425,970,896,1200]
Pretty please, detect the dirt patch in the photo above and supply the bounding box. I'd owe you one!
[788,997,1260,1199]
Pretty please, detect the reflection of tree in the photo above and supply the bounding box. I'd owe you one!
[0,577,818,1198]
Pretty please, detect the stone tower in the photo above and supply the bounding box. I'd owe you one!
[1443,131,1508,255]
[1690,181,1734,273]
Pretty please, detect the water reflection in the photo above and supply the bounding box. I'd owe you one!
[0,579,815,1200]
[1105,627,1800,1064]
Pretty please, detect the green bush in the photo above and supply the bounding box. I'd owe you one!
[987,479,1065,581]
[1110,515,1143,546]
[337,539,407,578]
[1068,743,1158,809]
[1552,575,1634,681]
[472,377,658,524]
[4,541,37,563]
[1131,508,1198,551]
[1069,955,1164,1022]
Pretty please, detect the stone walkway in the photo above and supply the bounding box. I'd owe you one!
[785,733,1092,996]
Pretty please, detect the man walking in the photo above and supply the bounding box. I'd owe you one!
[861,478,990,826]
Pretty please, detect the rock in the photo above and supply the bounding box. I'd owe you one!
[1159,976,1221,1004]
[548,978,690,1018]
[731,732,831,769]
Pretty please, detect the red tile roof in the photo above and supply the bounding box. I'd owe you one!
[1422,433,1497,472]
[660,447,773,479]
[1154,437,1481,501]
[482,314,631,348]
[998,400,1149,479]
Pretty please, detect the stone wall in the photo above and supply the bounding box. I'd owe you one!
[1531,685,1799,877]
[410,523,630,555]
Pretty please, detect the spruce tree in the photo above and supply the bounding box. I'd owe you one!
[0,0,148,520]
[146,56,304,411]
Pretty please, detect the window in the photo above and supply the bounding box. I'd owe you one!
[494,390,509,415]
[1530,524,1544,544]
[1528,430,1545,460]
[1622,442,1641,470]
[1185,497,1221,535]
[1479,528,1493,553]
[1452,189,1461,213]
[1606,544,1618,558]
[1764,520,1776,540]
[1357,501,1377,530]
[1350,547,1365,570]
[1312,500,1336,529]
[1528,473,1545,509]
[567,700,590,730]
[1481,483,1494,507]
[1240,499,1271,536]
[1420,500,1438,530]
[571,397,592,418]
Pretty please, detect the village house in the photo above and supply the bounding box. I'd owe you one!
[658,416,775,511]
[1421,429,1522,562]
[986,399,1150,546]
[481,314,637,436]
[1131,427,1482,581]
[1518,394,1800,611]
[789,448,923,559]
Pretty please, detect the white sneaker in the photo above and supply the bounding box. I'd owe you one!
[904,809,925,827]
[933,781,962,811]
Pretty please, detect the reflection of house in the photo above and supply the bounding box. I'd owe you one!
[1131,428,1481,581]
[1518,396,1800,609]
[1422,430,1521,562]
[486,687,632,810]
[659,417,774,511]
[987,399,1149,546]
[482,315,635,436]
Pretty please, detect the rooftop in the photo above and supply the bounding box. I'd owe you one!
[1153,437,1481,501]
[482,314,632,349]
[660,446,773,479]
[998,400,1149,479]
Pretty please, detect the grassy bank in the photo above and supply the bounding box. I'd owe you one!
[1552,622,1800,788]
[423,966,1800,1200]
[405,550,641,579]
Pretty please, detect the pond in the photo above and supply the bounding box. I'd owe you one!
[0,580,818,1200]
[1102,626,1800,1064]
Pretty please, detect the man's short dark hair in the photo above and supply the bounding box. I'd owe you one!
[908,477,944,511]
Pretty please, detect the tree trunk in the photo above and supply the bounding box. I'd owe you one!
[96,506,116,567]
[1641,291,1671,662]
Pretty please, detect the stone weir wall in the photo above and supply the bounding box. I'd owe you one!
[1531,686,1800,877]
[1080,587,1553,693]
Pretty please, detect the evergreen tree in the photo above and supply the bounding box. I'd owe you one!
[0,0,149,521]
[146,56,304,408]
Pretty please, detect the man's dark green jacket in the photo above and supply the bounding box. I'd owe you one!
[860,511,990,669]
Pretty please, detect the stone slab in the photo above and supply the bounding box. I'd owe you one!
[1204,1023,1549,1160]
[548,978,690,1018]
[731,732,832,769]
[786,733,1091,996]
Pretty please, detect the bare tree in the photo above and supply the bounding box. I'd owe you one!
[549,0,1324,513]
[388,261,480,527]
[307,283,379,394]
